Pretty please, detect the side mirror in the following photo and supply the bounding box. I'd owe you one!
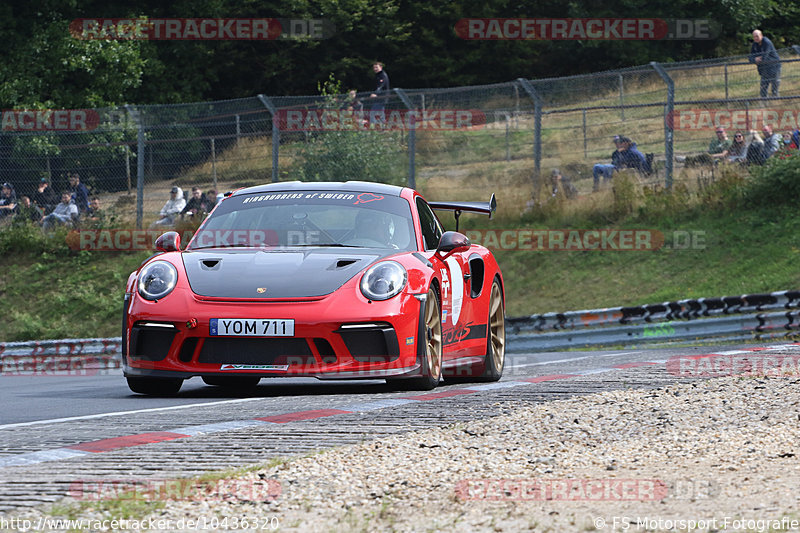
[435,231,471,259]
[155,231,181,252]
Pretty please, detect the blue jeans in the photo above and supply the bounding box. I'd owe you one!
[592,164,616,187]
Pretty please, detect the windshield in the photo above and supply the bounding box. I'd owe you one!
[187,190,416,251]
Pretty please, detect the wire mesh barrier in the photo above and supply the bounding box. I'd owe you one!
[2,47,800,227]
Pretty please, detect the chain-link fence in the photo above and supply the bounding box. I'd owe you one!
[2,46,800,226]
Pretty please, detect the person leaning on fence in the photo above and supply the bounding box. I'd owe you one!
[0,182,18,221]
[749,29,781,98]
[369,62,390,125]
[150,186,186,228]
[42,191,79,230]
[592,135,648,191]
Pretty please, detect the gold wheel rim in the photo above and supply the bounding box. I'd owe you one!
[489,282,505,371]
[425,288,442,378]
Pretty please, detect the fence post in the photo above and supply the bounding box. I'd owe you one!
[257,94,279,183]
[582,109,588,159]
[724,63,729,101]
[517,78,542,191]
[394,88,416,189]
[651,62,674,189]
[210,138,218,190]
[619,73,625,120]
[132,108,145,230]
[235,114,241,141]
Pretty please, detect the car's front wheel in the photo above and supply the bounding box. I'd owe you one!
[126,377,183,396]
[390,287,442,391]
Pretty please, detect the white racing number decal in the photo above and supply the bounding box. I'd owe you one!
[210,318,295,336]
[440,267,451,323]
[445,257,464,325]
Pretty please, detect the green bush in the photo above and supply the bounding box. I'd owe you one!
[744,152,800,207]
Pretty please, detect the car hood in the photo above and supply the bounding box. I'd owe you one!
[182,248,391,298]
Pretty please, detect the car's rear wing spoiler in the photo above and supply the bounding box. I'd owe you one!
[428,193,496,231]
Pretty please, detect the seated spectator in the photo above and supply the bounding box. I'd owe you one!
[180,186,213,219]
[42,191,79,230]
[32,177,58,213]
[84,196,105,226]
[709,127,732,159]
[68,172,90,213]
[15,196,42,224]
[761,125,781,160]
[727,131,748,163]
[0,182,18,221]
[150,186,186,228]
[745,130,766,165]
[205,189,217,211]
[592,135,648,191]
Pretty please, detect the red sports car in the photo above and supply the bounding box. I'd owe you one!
[123,181,505,395]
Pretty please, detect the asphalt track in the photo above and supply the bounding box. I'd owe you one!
[0,342,788,511]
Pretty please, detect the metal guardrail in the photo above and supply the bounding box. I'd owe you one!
[2,290,800,365]
[507,290,800,352]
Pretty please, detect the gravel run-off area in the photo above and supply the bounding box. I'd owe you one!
[7,374,800,532]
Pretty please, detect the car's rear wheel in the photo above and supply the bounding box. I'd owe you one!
[391,287,442,391]
[478,279,505,381]
[126,377,183,396]
[202,376,261,389]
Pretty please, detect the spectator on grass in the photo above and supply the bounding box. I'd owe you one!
[42,191,79,230]
[16,196,42,224]
[749,29,781,98]
[68,172,90,213]
[32,177,58,213]
[181,186,207,219]
[592,135,648,191]
[150,186,186,228]
[206,189,218,210]
[761,125,781,160]
[727,131,748,163]
[85,196,105,225]
[744,130,766,165]
[709,127,732,159]
[0,182,18,221]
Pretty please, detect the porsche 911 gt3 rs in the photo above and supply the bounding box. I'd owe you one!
[122,181,505,395]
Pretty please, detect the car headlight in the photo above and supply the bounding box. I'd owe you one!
[360,261,407,301]
[138,260,178,301]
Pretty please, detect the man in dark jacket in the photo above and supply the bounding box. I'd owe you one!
[68,172,90,213]
[749,29,781,97]
[369,62,390,125]
[592,136,648,191]
[32,178,58,213]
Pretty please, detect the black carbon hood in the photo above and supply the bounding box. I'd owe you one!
[182,248,392,298]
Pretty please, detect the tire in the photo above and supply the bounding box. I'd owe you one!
[390,287,442,391]
[126,377,183,396]
[202,376,261,389]
[477,279,505,381]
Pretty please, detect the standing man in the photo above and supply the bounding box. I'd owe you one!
[369,62,390,125]
[749,29,781,97]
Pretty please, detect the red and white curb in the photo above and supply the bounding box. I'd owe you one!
[2,344,798,470]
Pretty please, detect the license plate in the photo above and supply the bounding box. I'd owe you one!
[210,318,294,337]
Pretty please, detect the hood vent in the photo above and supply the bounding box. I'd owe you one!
[334,258,360,269]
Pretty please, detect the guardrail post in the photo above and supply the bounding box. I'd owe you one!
[257,94,279,183]
[651,62,674,189]
[517,78,542,191]
[394,88,416,189]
